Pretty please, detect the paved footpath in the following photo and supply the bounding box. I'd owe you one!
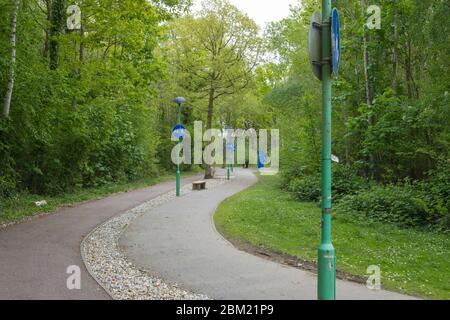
[121,169,416,300]
[0,175,201,300]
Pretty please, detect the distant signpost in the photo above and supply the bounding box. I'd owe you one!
[172,96,186,197]
[226,142,235,180]
[331,8,341,78]
[258,151,267,170]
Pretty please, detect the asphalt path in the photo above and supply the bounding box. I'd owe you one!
[121,169,415,300]
[0,175,201,300]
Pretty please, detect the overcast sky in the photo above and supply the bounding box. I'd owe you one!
[193,0,301,28]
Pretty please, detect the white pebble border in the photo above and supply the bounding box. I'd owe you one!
[81,178,229,300]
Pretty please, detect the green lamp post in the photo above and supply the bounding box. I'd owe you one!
[317,0,337,300]
[309,0,339,300]
[173,97,186,197]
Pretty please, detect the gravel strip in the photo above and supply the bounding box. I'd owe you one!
[81,178,228,300]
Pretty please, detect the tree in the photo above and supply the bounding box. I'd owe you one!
[264,0,449,183]
[49,0,66,69]
[170,0,262,178]
[0,0,185,195]
[3,0,20,118]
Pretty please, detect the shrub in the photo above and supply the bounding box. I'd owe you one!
[0,177,16,199]
[415,161,450,229]
[332,165,372,199]
[286,165,370,202]
[287,172,321,202]
[336,182,449,231]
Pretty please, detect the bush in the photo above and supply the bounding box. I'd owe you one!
[0,177,16,199]
[286,165,370,202]
[415,162,450,229]
[332,165,372,199]
[287,172,321,202]
[336,182,449,231]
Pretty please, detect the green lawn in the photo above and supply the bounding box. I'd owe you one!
[214,174,450,300]
[0,171,199,226]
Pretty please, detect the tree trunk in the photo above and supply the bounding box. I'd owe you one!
[361,0,377,178]
[3,0,20,118]
[361,0,373,107]
[204,87,215,179]
[79,25,84,63]
[404,39,419,100]
[42,0,51,57]
[49,0,66,70]
[363,33,372,108]
[392,17,399,93]
[363,32,379,178]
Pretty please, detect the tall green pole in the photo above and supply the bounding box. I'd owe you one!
[318,0,336,300]
[176,105,181,197]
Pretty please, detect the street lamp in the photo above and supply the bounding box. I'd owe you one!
[173,97,186,197]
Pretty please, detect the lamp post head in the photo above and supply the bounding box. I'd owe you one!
[173,97,186,105]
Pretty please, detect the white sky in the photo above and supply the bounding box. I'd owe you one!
[193,0,301,28]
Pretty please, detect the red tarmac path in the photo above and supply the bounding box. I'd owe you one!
[0,175,201,300]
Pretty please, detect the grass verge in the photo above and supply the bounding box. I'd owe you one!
[0,171,200,226]
[214,174,450,300]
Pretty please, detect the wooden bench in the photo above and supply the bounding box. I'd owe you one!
[192,180,206,191]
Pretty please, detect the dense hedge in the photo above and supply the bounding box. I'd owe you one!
[286,163,450,231]
[287,165,371,202]
[335,185,446,230]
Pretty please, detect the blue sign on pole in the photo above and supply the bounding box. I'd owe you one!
[172,124,186,139]
[258,151,267,169]
[331,8,341,78]
[226,143,235,152]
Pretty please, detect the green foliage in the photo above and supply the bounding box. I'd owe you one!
[263,0,449,183]
[287,172,321,202]
[168,0,263,124]
[332,165,372,199]
[287,161,449,230]
[336,174,450,231]
[287,165,370,202]
[0,176,16,199]
[347,89,450,181]
[416,162,450,229]
[260,0,449,232]
[0,0,183,196]
[337,184,426,228]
